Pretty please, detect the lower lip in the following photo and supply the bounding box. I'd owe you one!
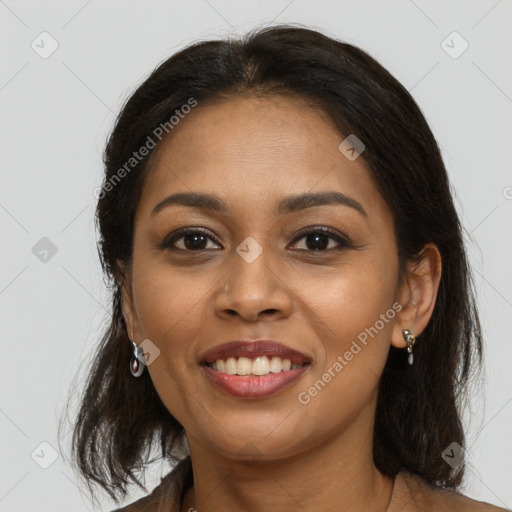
[202,364,310,399]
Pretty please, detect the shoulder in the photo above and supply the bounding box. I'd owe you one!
[109,456,193,512]
[389,470,511,512]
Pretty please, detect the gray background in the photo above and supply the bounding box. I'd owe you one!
[1,0,511,510]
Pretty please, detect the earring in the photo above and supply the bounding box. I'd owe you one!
[130,340,146,377]
[402,329,416,365]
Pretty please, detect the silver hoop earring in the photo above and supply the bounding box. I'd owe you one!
[130,340,146,377]
[402,329,416,365]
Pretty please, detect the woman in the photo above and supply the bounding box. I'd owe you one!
[67,24,510,512]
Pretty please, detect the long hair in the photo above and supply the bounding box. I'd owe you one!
[60,24,482,506]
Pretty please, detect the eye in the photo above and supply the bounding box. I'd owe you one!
[159,226,352,253]
[159,228,222,251]
[289,227,352,252]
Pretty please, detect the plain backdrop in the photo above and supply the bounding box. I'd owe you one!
[1,1,511,510]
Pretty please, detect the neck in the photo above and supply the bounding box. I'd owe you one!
[181,412,394,512]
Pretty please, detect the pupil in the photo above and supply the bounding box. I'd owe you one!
[307,234,328,251]
[184,233,207,250]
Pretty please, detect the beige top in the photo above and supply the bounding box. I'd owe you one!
[111,456,510,512]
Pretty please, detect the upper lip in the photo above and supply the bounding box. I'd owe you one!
[201,340,311,365]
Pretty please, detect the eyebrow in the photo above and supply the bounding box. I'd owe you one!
[151,191,368,218]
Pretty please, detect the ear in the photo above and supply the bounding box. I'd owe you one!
[116,259,140,343]
[391,243,442,349]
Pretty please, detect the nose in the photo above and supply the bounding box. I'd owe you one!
[215,247,293,323]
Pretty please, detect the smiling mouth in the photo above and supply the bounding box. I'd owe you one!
[204,356,309,376]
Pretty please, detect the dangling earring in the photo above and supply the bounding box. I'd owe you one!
[130,339,146,377]
[402,329,416,365]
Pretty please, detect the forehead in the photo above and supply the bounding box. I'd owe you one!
[137,94,388,223]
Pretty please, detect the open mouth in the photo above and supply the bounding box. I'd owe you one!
[204,356,310,376]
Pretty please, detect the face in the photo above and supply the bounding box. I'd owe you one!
[121,94,407,460]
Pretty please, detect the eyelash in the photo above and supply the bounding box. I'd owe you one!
[159,226,353,253]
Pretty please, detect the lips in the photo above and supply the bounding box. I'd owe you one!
[201,340,310,366]
[200,340,311,399]
[202,364,309,399]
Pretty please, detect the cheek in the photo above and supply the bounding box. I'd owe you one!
[293,252,398,343]
[293,299,397,441]
[132,263,214,368]
[132,265,215,427]
[134,264,212,336]
[293,252,398,402]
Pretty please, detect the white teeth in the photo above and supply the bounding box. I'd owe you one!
[237,357,252,375]
[252,356,270,375]
[225,357,237,374]
[269,356,282,373]
[211,356,303,376]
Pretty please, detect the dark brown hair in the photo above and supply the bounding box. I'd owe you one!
[60,23,483,506]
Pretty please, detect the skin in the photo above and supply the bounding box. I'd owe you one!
[119,94,442,512]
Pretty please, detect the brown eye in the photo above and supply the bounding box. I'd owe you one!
[159,228,222,251]
[289,227,352,252]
